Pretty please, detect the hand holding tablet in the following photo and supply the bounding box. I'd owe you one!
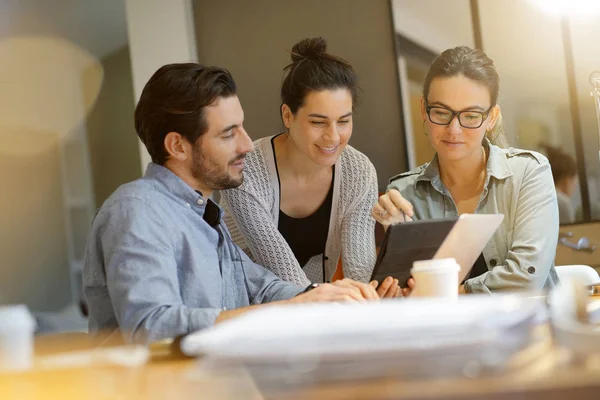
[370,214,504,291]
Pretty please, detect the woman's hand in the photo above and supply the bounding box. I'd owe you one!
[369,276,401,298]
[372,189,414,227]
[401,278,415,297]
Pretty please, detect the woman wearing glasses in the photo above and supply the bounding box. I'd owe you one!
[372,46,559,294]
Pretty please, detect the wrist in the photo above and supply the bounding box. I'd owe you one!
[301,283,320,294]
[291,283,320,302]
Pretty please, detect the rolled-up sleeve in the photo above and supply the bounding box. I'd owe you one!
[465,160,559,293]
[98,199,221,343]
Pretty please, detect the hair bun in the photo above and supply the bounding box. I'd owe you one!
[291,37,327,63]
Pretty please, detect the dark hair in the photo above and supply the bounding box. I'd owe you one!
[540,143,577,183]
[134,63,237,165]
[281,37,358,114]
[423,46,507,147]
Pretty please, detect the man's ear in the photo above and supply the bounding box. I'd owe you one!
[164,132,189,161]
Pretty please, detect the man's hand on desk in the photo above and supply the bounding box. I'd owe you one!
[290,278,380,303]
[290,276,402,303]
[215,278,397,325]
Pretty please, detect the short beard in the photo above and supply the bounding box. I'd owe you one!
[191,148,244,191]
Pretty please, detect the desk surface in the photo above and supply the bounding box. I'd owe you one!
[3,325,600,399]
[1,333,258,400]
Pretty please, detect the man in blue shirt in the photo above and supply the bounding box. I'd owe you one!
[83,63,381,344]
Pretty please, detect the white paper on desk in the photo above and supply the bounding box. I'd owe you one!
[181,295,541,360]
[36,345,149,370]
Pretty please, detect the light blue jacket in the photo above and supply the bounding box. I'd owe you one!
[387,140,559,293]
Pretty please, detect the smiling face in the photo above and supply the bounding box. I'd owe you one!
[282,89,353,167]
[422,74,499,163]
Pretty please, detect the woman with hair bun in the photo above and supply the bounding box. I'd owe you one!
[221,37,399,297]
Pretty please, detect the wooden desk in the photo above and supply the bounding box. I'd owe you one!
[0,334,262,400]
[3,324,600,399]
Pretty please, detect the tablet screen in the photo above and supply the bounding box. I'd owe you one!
[370,214,504,288]
[370,218,457,287]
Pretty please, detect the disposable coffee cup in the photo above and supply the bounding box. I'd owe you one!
[0,305,36,371]
[410,258,460,299]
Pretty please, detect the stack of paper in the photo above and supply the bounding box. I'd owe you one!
[182,295,543,386]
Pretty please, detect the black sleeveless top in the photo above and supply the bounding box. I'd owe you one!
[272,137,334,268]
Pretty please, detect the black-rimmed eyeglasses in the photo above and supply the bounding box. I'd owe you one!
[425,103,492,129]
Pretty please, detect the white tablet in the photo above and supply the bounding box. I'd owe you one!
[434,213,504,282]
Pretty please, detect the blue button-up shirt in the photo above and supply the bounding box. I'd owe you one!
[83,163,303,343]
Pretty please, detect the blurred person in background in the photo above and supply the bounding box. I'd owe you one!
[372,46,559,295]
[220,37,399,297]
[540,144,578,224]
[83,63,381,344]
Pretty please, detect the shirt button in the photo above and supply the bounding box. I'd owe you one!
[490,259,497,267]
[223,306,228,311]
[186,203,191,208]
[527,266,536,274]
[197,198,204,206]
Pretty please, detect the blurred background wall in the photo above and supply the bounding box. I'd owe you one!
[192,0,408,190]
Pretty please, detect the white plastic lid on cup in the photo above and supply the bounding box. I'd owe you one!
[412,258,460,273]
[0,304,36,371]
[411,258,460,298]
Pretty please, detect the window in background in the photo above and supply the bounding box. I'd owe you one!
[478,0,582,225]
[569,16,600,222]
[391,0,475,169]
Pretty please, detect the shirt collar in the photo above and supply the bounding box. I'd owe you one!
[143,163,222,223]
[414,154,445,194]
[485,139,513,180]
